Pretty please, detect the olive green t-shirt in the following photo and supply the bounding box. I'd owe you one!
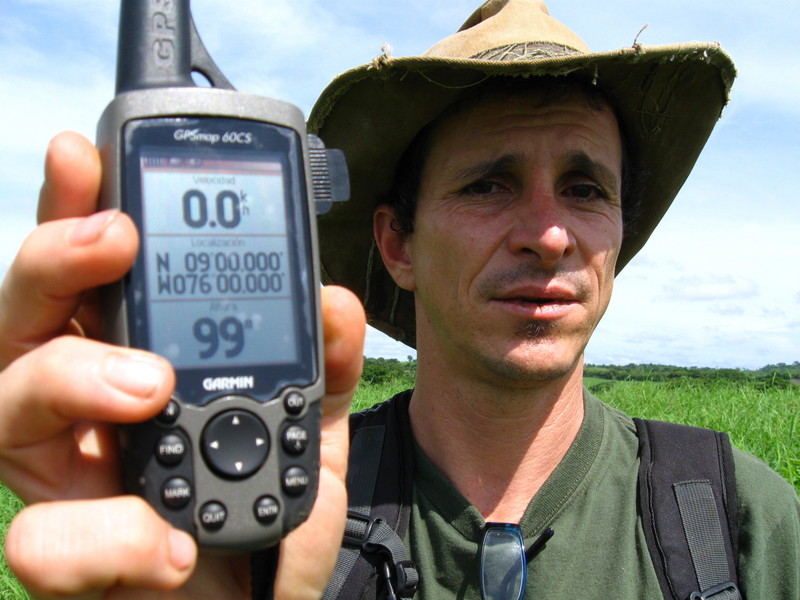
[404,392,800,599]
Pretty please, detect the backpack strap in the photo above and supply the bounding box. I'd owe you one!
[634,418,741,600]
[323,392,418,600]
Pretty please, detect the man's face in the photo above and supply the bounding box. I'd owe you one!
[390,91,624,386]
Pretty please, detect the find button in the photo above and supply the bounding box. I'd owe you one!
[155,432,187,466]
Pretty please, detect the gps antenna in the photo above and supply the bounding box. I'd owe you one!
[115,0,234,95]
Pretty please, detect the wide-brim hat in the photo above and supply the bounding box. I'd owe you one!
[308,0,736,348]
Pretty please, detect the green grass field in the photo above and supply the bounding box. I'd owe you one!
[1,377,797,598]
[597,378,799,489]
[0,485,25,600]
[352,376,800,491]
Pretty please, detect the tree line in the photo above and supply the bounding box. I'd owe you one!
[361,357,800,389]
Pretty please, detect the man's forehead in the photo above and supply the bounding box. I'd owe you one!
[426,84,621,149]
[419,83,625,185]
[432,77,618,128]
[427,90,622,167]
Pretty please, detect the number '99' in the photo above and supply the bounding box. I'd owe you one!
[193,316,249,359]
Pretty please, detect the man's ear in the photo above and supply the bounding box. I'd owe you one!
[374,204,415,291]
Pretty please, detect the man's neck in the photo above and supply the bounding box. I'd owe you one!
[408,358,585,523]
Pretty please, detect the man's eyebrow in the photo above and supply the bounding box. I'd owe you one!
[564,151,620,193]
[451,151,621,196]
[454,154,522,183]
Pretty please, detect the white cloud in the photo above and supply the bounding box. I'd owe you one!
[662,275,759,302]
[709,304,746,317]
[365,327,416,361]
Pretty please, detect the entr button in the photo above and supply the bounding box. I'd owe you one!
[254,496,280,525]
[283,466,310,497]
[201,410,269,479]
[162,477,192,509]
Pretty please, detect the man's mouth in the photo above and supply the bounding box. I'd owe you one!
[492,286,580,318]
[497,285,578,303]
[504,296,571,304]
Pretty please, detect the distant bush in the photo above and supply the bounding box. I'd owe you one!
[584,362,799,390]
[361,357,416,386]
[359,358,800,390]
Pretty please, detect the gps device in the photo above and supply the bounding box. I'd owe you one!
[96,0,348,551]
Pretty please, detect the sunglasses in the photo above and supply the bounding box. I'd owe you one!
[480,524,554,600]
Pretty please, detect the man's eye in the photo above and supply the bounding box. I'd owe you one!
[462,180,503,196]
[566,184,606,201]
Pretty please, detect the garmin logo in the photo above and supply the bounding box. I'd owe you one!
[203,376,255,392]
[173,129,254,145]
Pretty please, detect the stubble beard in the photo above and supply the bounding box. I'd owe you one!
[474,319,576,385]
[472,264,587,384]
[516,318,557,340]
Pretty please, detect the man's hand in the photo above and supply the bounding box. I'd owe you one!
[0,131,365,599]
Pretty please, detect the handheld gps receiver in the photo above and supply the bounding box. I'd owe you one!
[96,0,348,551]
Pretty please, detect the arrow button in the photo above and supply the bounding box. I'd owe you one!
[201,410,270,479]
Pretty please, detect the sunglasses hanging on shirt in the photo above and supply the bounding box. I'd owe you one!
[480,524,554,600]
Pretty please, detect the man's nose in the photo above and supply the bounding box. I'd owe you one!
[506,187,575,268]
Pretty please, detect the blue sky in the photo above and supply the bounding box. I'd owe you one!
[1,0,798,368]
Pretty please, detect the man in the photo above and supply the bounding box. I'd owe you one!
[0,1,797,600]
[302,1,799,598]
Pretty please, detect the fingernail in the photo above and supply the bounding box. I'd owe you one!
[168,528,196,572]
[101,351,166,399]
[68,209,118,246]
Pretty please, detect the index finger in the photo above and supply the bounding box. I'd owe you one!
[37,131,102,224]
[0,211,138,367]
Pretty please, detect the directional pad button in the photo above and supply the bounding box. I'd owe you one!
[201,410,270,479]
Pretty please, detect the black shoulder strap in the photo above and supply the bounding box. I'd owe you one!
[323,392,418,600]
[635,418,742,600]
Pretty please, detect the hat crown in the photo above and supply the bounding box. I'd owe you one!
[424,0,590,60]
